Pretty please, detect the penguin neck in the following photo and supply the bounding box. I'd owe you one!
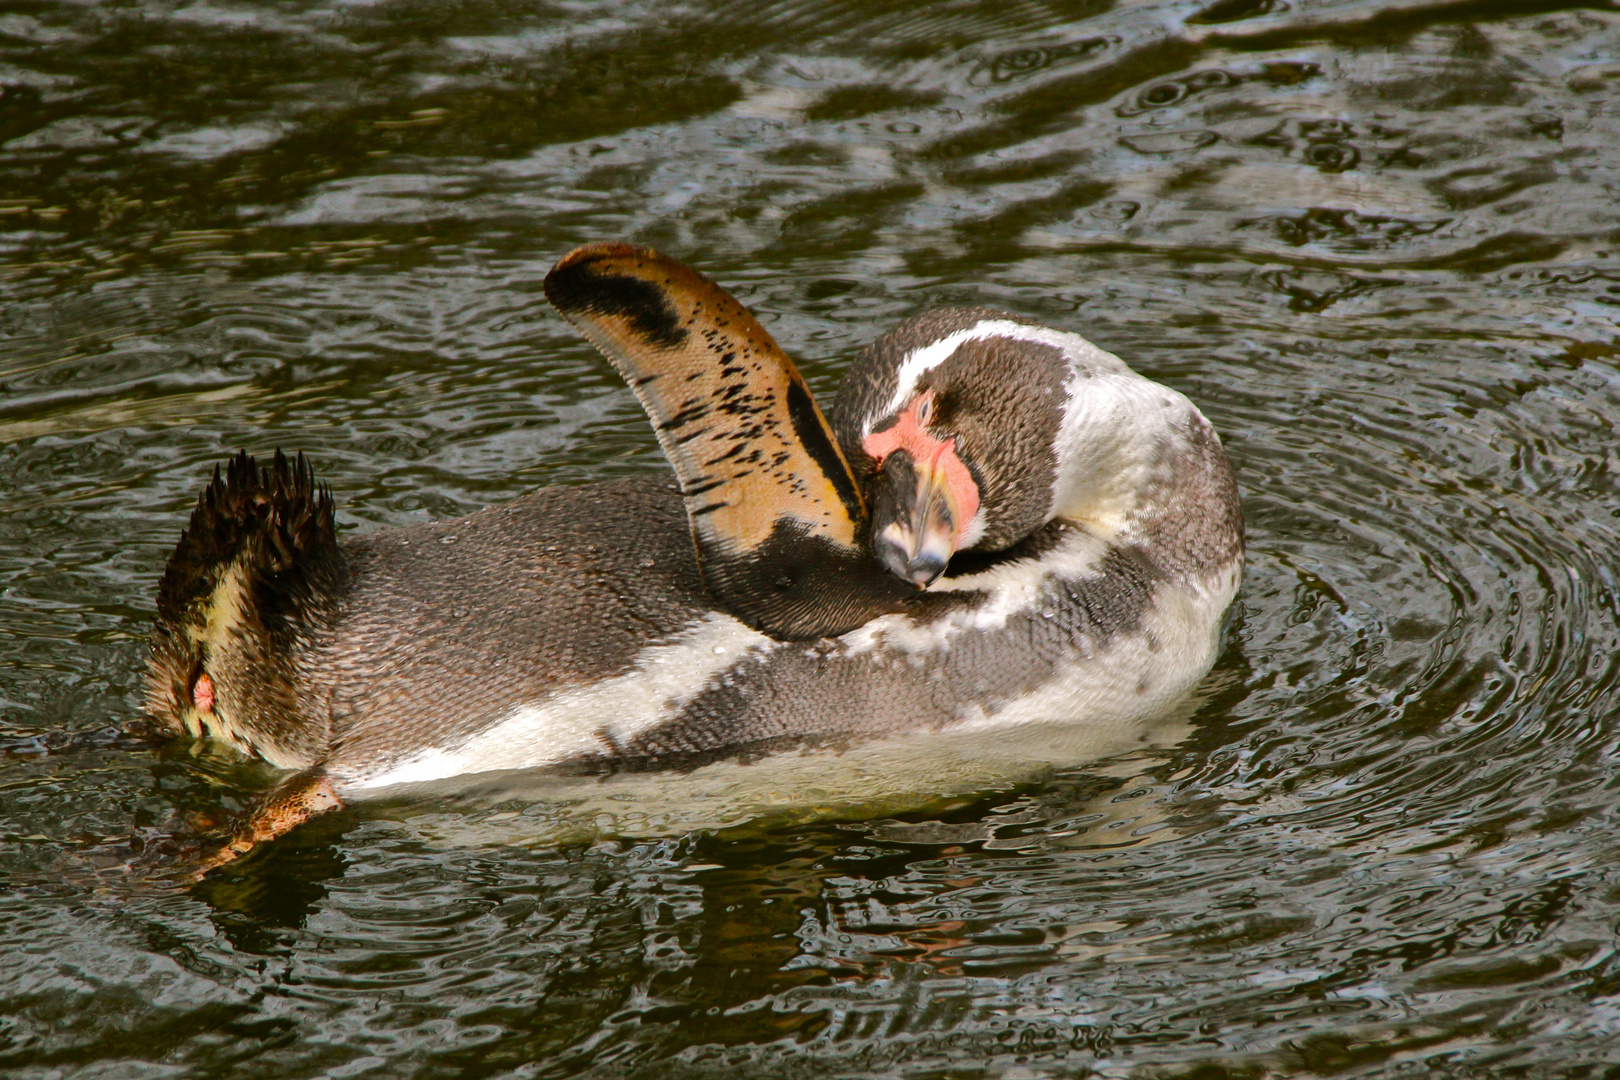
[1045,370,1241,585]
[1046,369,1186,537]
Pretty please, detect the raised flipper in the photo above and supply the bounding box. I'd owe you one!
[545,242,915,640]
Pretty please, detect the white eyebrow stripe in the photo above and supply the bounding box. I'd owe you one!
[871,319,1094,434]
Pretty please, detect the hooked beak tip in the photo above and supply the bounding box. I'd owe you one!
[870,440,973,591]
[875,524,951,590]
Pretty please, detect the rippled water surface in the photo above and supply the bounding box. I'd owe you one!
[6,0,1620,1075]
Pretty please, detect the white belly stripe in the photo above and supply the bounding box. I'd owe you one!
[348,614,774,790]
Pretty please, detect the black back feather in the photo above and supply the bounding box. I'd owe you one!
[154,449,341,628]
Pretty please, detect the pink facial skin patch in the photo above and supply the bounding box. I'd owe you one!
[862,391,981,544]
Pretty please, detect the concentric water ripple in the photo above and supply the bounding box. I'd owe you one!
[4,0,1620,1076]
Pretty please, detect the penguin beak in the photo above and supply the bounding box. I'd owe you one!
[870,448,961,589]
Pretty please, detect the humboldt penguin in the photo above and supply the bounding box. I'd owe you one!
[143,243,1243,867]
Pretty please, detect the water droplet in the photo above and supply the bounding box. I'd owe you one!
[1119,131,1218,155]
[1303,140,1360,173]
[1137,82,1187,109]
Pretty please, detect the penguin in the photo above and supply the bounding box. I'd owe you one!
[143,243,1243,867]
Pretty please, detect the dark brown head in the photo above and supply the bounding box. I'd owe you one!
[831,308,1075,585]
[832,307,1242,587]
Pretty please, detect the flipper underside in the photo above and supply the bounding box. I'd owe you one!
[545,242,913,639]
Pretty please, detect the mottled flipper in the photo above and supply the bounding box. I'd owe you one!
[191,768,343,878]
[544,242,912,639]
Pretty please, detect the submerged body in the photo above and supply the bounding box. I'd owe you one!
[345,482,1232,792]
[144,245,1242,859]
[158,459,1238,794]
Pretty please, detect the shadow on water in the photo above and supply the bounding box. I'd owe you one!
[5,0,1620,1074]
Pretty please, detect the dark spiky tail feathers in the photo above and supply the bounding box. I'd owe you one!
[146,450,348,770]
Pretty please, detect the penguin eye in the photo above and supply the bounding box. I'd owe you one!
[914,394,933,426]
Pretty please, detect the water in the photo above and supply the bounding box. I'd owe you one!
[4,0,1620,1075]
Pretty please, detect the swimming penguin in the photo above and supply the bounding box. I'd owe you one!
[143,243,1243,866]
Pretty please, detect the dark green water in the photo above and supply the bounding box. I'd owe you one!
[5,0,1620,1075]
